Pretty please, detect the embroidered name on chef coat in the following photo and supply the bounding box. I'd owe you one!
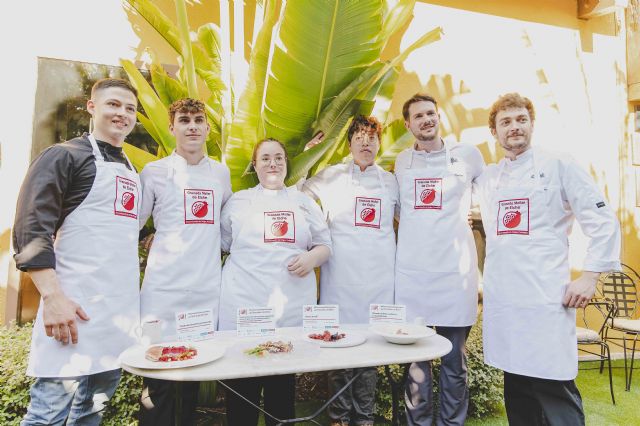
[414,178,442,210]
[354,197,381,229]
[497,198,530,235]
[114,176,138,219]
[184,189,214,224]
[264,211,296,243]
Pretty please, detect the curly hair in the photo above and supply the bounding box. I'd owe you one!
[488,93,535,131]
[347,115,382,143]
[168,98,206,124]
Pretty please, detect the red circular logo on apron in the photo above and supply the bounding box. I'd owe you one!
[191,201,208,218]
[360,208,376,223]
[503,211,522,229]
[121,192,135,211]
[420,188,436,204]
[271,221,288,237]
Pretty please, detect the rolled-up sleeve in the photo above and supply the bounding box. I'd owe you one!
[13,147,72,271]
[561,156,621,272]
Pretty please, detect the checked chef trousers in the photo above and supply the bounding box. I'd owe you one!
[504,372,585,426]
[405,326,471,426]
[139,378,199,426]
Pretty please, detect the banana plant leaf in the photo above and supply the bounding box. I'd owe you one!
[377,118,413,171]
[123,142,158,172]
[175,0,198,97]
[226,0,278,190]
[380,0,416,45]
[151,62,188,106]
[261,0,384,150]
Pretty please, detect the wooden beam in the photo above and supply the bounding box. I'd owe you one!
[578,0,629,19]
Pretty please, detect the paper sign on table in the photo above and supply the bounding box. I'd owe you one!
[369,304,406,324]
[176,309,215,341]
[303,305,339,332]
[237,307,276,337]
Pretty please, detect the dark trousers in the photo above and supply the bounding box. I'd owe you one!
[139,378,199,426]
[504,372,585,426]
[405,326,471,426]
[224,374,296,426]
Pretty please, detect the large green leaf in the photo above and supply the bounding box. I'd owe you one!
[123,142,158,172]
[150,62,188,106]
[197,24,222,71]
[121,59,175,154]
[175,0,198,97]
[380,0,416,46]
[262,0,384,149]
[377,118,413,171]
[225,0,278,190]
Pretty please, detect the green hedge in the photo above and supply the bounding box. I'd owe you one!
[1,319,502,424]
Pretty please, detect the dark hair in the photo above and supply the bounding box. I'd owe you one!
[488,93,535,131]
[402,93,438,121]
[347,115,382,143]
[168,98,206,124]
[91,78,137,98]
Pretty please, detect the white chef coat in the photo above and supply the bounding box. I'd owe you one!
[303,161,399,324]
[218,185,332,330]
[138,151,232,337]
[476,147,621,379]
[394,141,485,326]
[27,134,140,377]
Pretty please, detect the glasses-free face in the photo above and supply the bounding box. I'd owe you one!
[491,107,534,157]
[254,141,287,189]
[87,87,138,146]
[404,100,440,143]
[170,112,210,154]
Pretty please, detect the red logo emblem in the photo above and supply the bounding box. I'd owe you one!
[271,221,288,237]
[191,201,208,218]
[360,208,376,223]
[121,192,135,211]
[420,188,436,205]
[503,211,522,229]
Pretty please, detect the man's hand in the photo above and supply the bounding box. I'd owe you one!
[287,252,316,277]
[562,271,600,308]
[304,131,325,151]
[42,291,89,344]
[29,268,89,344]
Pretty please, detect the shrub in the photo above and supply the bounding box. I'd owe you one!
[0,322,141,425]
[375,316,503,421]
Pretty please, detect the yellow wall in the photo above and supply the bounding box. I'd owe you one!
[1,1,637,327]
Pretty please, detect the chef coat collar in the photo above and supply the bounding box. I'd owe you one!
[257,183,287,196]
[350,161,378,175]
[170,149,209,166]
[505,146,534,165]
[413,138,446,156]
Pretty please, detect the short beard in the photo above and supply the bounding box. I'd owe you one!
[416,132,437,142]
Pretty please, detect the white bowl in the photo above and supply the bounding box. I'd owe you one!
[370,323,435,345]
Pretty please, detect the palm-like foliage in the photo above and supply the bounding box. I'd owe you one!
[122,0,441,190]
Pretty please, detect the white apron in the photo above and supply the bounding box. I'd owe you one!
[27,134,140,377]
[481,150,577,380]
[140,154,224,338]
[395,143,478,326]
[218,187,316,330]
[319,162,395,324]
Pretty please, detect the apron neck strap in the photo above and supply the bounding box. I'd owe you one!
[349,160,386,193]
[88,134,136,170]
[407,139,451,171]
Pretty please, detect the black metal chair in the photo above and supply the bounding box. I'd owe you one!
[599,271,640,391]
[577,299,615,404]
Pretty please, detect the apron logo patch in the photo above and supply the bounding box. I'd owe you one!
[264,211,296,243]
[497,198,530,235]
[114,176,138,218]
[184,189,214,224]
[596,201,605,208]
[354,197,382,229]
[414,178,442,209]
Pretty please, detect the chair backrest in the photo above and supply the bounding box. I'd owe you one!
[580,299,615,336]
[599,271,638,319]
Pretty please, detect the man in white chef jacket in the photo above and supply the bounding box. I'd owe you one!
[303,115,399,426]
[477,93,621,425]
[395,94,485,425]
[137,98,232,425]
[15,78,141,425]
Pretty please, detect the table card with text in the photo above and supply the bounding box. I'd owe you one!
[302,305,340,332]
[369,304,406,324]
[236,307,276,337]
[176,308,215,341]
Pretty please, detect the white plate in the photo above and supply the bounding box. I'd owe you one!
[119,341,225,370]
[303,331,367,348]
[370,323,436,345]
[232,337,318,363]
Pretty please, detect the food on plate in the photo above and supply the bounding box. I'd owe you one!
[145,345,198,362]
[395,328,409,335]
[308,330,346,342]
[244,340,293,357]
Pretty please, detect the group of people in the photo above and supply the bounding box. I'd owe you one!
[12,77,621,426]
